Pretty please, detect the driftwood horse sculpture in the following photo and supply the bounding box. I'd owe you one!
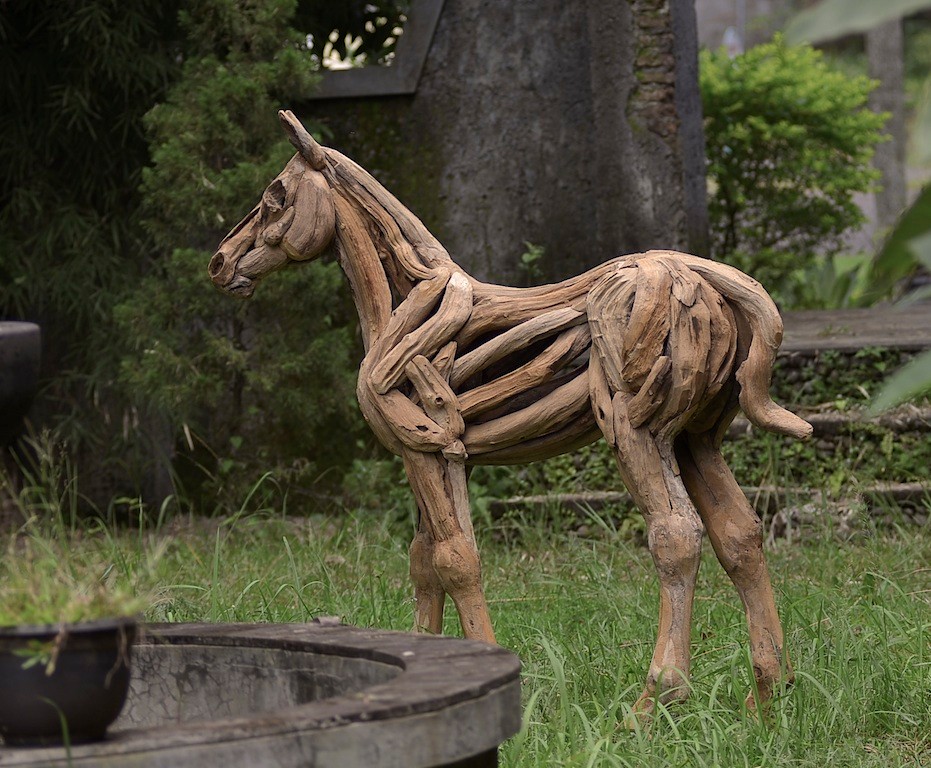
[209,111,813,718]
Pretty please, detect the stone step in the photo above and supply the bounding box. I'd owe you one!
[781,304,931,354]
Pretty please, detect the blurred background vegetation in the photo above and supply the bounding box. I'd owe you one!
[701,34,886,307]
[0,0,409,514]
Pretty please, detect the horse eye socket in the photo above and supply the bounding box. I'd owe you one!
[262,180,287,212]
[263,207,295,246]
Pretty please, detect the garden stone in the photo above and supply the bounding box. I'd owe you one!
[0,622,520,767]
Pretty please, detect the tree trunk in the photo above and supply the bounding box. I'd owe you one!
[311,0,709,283]
[867,19,907,230]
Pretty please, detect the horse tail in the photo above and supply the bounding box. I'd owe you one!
[670,253,813,441]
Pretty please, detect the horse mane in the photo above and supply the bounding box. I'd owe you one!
[322,148,456,285]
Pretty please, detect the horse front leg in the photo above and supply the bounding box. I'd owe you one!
[403,448,496,644]
[409,514,446,635]
[358,328,490,640]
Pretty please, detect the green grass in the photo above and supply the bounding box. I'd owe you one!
[3,500,928,767]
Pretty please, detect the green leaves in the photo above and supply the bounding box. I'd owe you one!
[121,0,371,503]
[870,349,931,412]
[866,184,931,302]
[140,11,319,250]
[784,0,931,408]
[700,36,886,307]
[863,162,931,413]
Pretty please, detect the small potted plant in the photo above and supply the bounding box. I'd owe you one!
[0,532,145,746]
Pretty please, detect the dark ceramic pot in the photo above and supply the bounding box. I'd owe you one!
[0,617,136,746]
[0,321,41,446]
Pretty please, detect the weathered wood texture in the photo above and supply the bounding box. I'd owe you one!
[488,480,931,528]
[208,111,812,721]
[490,312,931,530]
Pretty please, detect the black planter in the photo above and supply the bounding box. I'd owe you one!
[0,617,136,746]
[0,321,41,447]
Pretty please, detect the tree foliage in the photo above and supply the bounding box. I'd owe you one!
[701,36,886,306]
[115,250,360,505]
[140,0,320,250]
[787,0,931,409]
[0,0,179,400]
[116,0,368,506]
[1,1,391,507]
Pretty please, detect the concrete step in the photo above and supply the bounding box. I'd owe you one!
[781,304,931,353]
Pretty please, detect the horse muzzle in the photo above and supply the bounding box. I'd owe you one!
[209,247,256,298]
[224,275,255,298]
[209,218,255,291]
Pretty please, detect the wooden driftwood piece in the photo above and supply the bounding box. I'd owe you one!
[371,273,473,394]
[209,109,814,723]
[450,306,586,387]
[458,324,590,419]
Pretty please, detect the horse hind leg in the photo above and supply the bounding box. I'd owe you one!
[402,448,496,644]
[677,429,794,712]
[591,366,703,722]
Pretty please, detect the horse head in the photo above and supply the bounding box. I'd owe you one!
[208,110,336,298]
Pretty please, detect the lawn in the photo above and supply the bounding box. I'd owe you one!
[4,490,928,767]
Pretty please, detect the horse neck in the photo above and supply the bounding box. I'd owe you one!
[326,151,459,351]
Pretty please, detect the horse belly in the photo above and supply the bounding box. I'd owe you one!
[462,368,599,465]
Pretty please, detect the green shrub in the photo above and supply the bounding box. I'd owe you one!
[115,251,363,507]
[116,0,369,509]
[700,36,886,307]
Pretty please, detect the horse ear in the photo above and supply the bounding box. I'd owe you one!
[278,109,326,170]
